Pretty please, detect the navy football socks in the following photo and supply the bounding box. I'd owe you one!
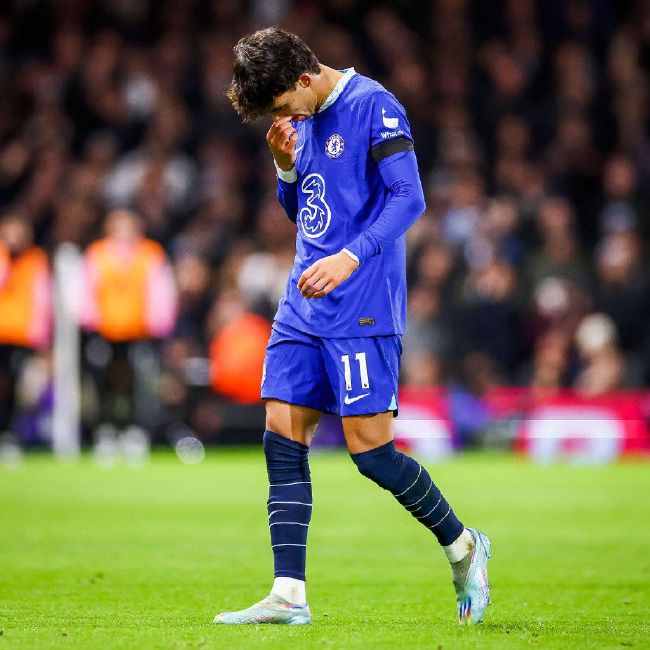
[263,430,312,581]
[351,440,464,546]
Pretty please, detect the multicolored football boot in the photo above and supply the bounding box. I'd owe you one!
[214,594,311,625]
[456,528,491,625]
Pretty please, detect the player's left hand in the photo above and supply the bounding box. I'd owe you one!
[298,251,359,299]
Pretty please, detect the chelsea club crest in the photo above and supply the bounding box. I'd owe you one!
[325,133,344,158]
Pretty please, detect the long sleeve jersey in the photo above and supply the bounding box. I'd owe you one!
[275,68,425,338]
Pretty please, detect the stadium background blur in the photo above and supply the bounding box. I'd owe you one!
[1,0,650,451]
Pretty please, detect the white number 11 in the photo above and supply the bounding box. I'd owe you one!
[341,352,370,391]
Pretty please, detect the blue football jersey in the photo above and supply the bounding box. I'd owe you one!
[274,69,418,338]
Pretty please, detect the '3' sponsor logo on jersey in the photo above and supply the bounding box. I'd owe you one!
[299,173,332,238]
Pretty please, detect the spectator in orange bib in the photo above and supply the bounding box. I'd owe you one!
[80,209,177,437]
[208,288,271,404]
[0,213,50,435]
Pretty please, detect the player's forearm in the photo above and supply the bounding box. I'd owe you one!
[277,177,299,223]
[269,115,299,223]
[343,151,425,264]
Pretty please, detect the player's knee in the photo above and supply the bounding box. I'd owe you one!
[351,452,380,481]
[350,441,401,491]
[263,429,305,453]
[265,400,317,445]
[265,412,287,439]
[263,430,310,483]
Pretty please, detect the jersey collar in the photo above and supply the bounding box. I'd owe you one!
[318,67,357,113]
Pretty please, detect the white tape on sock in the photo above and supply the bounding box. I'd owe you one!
[271,576,307,605]
[443,528,474,563]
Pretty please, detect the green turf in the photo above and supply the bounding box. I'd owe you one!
[1,449,649,649]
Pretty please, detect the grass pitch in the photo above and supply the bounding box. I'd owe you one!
[1,449,649,649]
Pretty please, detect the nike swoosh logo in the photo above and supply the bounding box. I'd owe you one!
[344,393,369,405]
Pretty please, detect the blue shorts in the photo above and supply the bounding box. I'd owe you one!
[261,321,402,417]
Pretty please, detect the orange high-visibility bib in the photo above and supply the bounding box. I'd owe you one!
[87,239,165,342]
[0,247,49,348]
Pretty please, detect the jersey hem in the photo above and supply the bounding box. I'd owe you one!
[273,316,404,340]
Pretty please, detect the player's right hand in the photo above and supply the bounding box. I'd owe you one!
[267,116,298,172]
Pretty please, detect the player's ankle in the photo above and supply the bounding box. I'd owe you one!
[271,576,307,605]
[443,528,474,564]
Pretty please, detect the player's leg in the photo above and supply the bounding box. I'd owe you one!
[343,414,466,546]
[342,412,490,622]
[261,324,335,608]
[0,345,15,433]
[263,398,319,606]
[324,335,491,624]
[215,323,335,625]
[342,411,468,561]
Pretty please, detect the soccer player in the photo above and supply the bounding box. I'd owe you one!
[216,27,491,626]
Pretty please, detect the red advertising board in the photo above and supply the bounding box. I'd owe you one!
[397,386,650,462]
[394,386,455,458]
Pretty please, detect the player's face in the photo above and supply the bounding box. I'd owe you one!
[270,74,317,122]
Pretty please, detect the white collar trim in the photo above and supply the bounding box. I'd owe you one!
[318,67,356,113]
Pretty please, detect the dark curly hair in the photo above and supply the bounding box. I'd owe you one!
[227,27,320,122]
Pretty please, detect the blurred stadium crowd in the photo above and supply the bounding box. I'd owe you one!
[1,0,650,445]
